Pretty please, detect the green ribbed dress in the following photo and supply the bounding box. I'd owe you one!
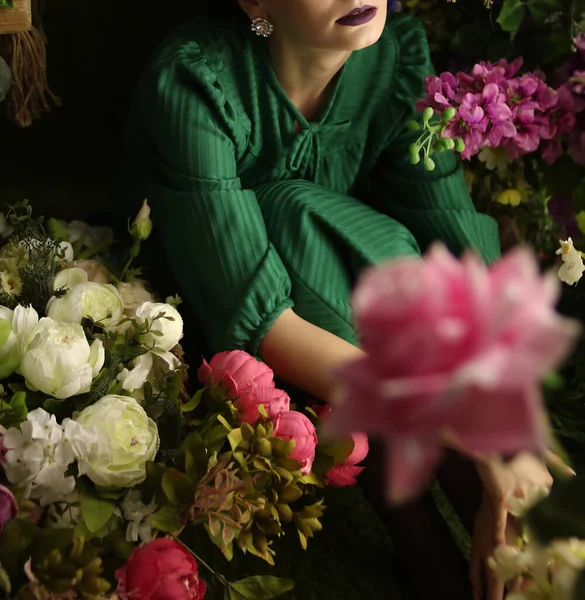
[124,12,500,356]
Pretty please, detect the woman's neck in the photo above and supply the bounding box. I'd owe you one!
[268,38,351,122]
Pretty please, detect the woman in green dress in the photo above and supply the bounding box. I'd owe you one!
[122,1,556,597]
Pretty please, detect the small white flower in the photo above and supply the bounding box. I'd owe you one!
[488,544,530,582]
[478,147,510,177]
[117,352,153,392]
[27,409,63,445]
[2,420,45,477]
[62,418,99,462]
[31,464,76,506]
[58,241,74,263]
[121,490,157,542]
[556,238,585,285]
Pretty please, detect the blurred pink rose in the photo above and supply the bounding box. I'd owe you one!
[327,244,580,503]
[325,432,369,487]
[234,385,290,425]
[0,484,17,532]
[197,351,274,400]
[75,259,113,284]
[274,411,318,475]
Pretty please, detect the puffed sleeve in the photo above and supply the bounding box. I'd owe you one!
[369,14,500,264]
[128,37,294,354]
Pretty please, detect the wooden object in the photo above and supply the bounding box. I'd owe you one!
[0,0,32,35]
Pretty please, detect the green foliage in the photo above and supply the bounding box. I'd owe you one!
[497,0,526,38]
[227,576,295,600]
[0,391,27,428]
[80,491,117,534]
[0,0,14,8]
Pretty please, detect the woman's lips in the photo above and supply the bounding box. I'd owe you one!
[336,6,378,27]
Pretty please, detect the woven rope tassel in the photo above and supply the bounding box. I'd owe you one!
[0,0,59,127]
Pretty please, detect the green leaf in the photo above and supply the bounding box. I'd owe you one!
[161,468,196,507]
[0,562,10,595]
[217,413,233,431]
[526,476,585,543]
[0,519,38,583]
[319,437,354,463]
[0,391,28,428]
[497,0,526,37]
[80,492,116,534]
[181,389,203,412]
[0,0,14,8]
[228,576,295,599]
[526,0,562,23]
[183,432,209,482]
[150,506,182,533]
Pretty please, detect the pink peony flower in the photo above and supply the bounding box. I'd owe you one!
[0,485,17,532]
[197,351,274,400]
[273,411,318,476]
[234,385,290,425]
[325,432,370,488]
[326,244,580,503]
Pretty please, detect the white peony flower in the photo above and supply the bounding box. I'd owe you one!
[74,395,159,488]
[12,304,39,352]
[0,306,20,379]
[556,238,585,285]
[121,490,157,542]
[117,280,153,317]
[46,281,124,328]
[53,267,89,293]
[135,302,183,352]
[20,318,104,399]
[117,352,153,392]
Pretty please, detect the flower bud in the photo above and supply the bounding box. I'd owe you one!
[406,120,420,131]
[423,156,436,171]
[443,138,455,150]
[422,107,434,123]
[129,200,153,242]
[454,138,466,153]
[442,107,456,121]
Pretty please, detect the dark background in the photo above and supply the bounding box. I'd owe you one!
[2,0,208,218]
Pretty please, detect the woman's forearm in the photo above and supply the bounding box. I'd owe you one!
[259,308,364,401]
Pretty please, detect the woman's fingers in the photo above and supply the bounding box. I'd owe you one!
[545,450,576,477]
[492,505,508,545]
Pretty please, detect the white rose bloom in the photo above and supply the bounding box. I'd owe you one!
[53,267,88,293]
[74,395,159,488]
[0,306,20,378]
[117,280,154,317]
[46,281,124,328]
[135,302,183,352]
[20,318,104,399]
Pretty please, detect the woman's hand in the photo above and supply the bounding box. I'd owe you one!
[470,451,570,600]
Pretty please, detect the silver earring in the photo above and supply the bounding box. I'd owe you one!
[251,17,274,38]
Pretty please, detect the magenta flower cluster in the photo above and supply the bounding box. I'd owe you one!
[417,58,577,163]
[557,33,585,166]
